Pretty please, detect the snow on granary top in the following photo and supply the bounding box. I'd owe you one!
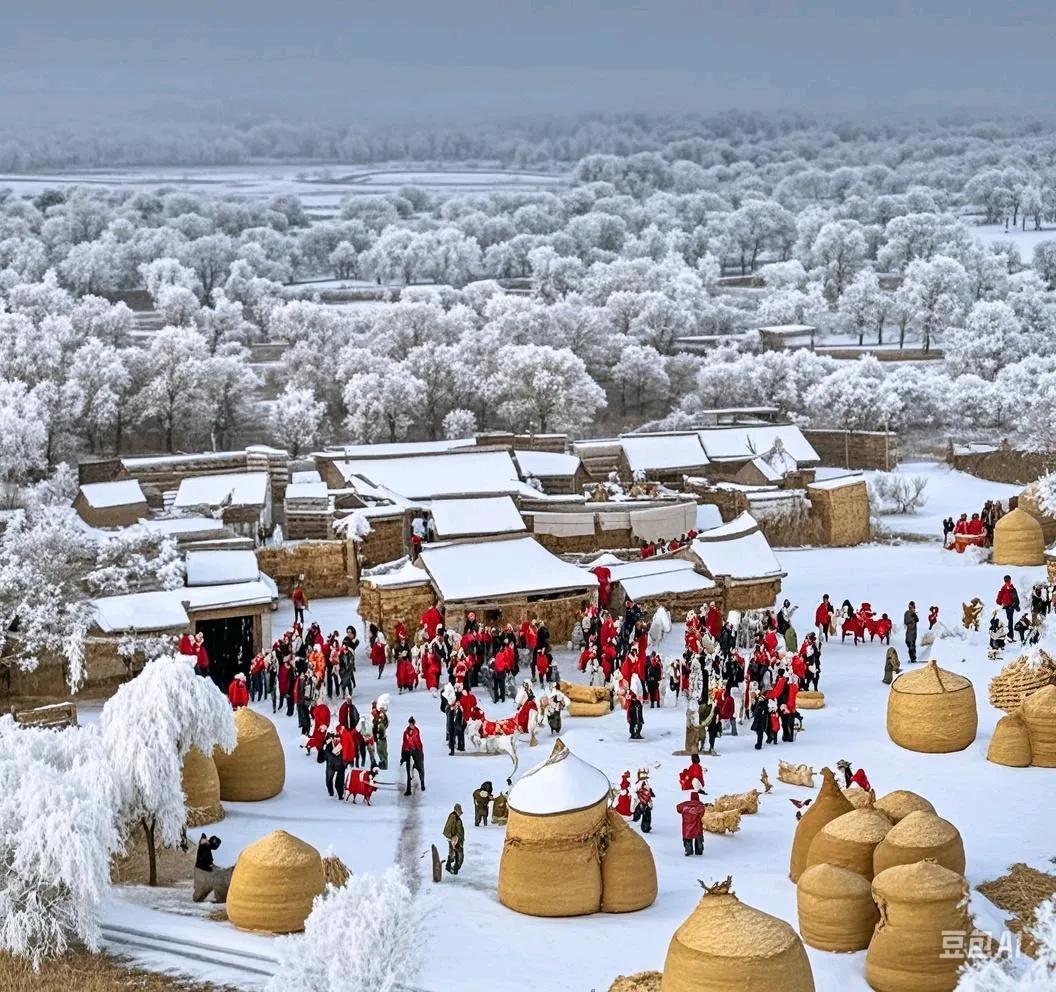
[508,739,611,816]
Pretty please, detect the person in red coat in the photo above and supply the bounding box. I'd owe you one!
[814,594,833,641]
[178,632,195,657]
[400,717,425,795]
[395,651,417,693]
[837,759,870,792]
[227,673,249,710]
[346,768,378,804]
[614,770,633,816]
[193,633,210,678]
[704,603,722,640]
[928,605,939,629]
[420,604,443,640]
[676,791,707,855]
[678,754,706,793]
[277,657,294,715]
[422,648,441,692]
[592,566,612,609]
[291,580,308,625]
[306,700,332,757]
[717,689,737,736]
[370,635,387,678]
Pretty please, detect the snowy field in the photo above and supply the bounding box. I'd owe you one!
[96,506,1056,991]
[969,221,1056,262]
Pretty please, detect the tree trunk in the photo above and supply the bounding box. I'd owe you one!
[142,817,158,887]
[858,327,864,346]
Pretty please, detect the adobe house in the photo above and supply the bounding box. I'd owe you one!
[73,480,149,528]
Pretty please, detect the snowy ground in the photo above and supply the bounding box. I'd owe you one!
[969,220,1056,263]
[97,520,1056,991]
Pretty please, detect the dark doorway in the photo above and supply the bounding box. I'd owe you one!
[197,615,253,691]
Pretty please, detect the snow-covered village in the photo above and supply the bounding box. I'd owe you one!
[4,5,1056,992]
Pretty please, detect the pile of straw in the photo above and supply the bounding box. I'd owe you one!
[796,691,825,710]
[992,507,1045,566]
[873,790,935,824]
[181,747,224,827]
[322,854,351,888]
[867,861,970,992]
[701,807,741,835]
[778,760,815,788]
[711,790,759,815]
[987,711,1033,767]
[661,877,816,992]
[1021,684,1056,766]
[569,699,612,718]
[872,811,965,876]
[797,862,879,953]
[226,830,325,934]
[600,809,657,914]
[213,708,286,801]
[608,972,662,992]
[789,767,854,883]
[887,660,977,754]
[806,808,893,880]
[841,787,875,810]
[988,652,1056,713]
[978,862,1056,957]
[560,681,611,705]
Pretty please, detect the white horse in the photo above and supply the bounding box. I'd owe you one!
[465,715,519,779]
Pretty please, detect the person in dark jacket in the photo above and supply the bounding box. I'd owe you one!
[903,601,919,663]
[751,694,769,750]
[323,731,345,799]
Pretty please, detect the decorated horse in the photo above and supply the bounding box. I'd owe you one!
[465,713,520,777]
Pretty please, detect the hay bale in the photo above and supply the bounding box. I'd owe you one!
[887,659,977,754]
[661,878,815,992]
[987,711,1033,767]
[872,811,966,877]
[609,972,662,992]
[789,767,854,882]
[181,747,224,827]
[867,861,970,992]
[806,808,893,881]
[569,700,612,718]
[977,863,1056,957]
[873,790,935,823]
[797,862,879,952]
[226,830,325,934]
[322,854,351,888]
[778,760,816,788]
[842,787,875,809]
[988,652,1056,713]
[560,681,611,705]
[711,790,759,815]
[600,809,657,914]
[498,740,610,917]
[213,708,286,801]
[701,807,741,834]
[1021,684,1056,766]
[992,507,1045,566]
[797,690,825,710]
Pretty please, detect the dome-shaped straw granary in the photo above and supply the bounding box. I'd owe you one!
[226,830,325,933]
[842,787,874,809]
[987,711,1033,767]
[887,660,977,754]
[1017,482,1056,545]
[796,862,879,952]
[661,877,815,992]
[181,746,223,826]
[600,809,658,913]
[867,860,971,992]
[873,790,935,823]
[1021,684,1056,766]
[213,708,286,801]
[988,651,1056,713]
[872,811,965,876]
[789,767,854,882]
[992,507,1046,566]
[806,808,893,880]
[498,739,612,917]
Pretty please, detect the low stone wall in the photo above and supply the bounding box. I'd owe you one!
[256,541,358,598]
[1,637,140,702]
[948,444,1055,486]
[359,515,407,568]
[804,429,900,471]
[359,581,436,638]
[444,591,588,643]
[724,577,782,613]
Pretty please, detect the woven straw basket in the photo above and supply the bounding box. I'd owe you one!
[1022,684,1056,766]
[213,708,286,802]
[806,808,893,881]
[867,861,970,992]
[796,691,825,710]
[887,660,977,754]
[797,862,879,952]
[181,747,224,827]
[873,790,935,824]
[789,767,854,883]
[872,811,965,877]
[600,809,657,913]
[661,881,815,992]
[987,711,1033,767]
[226,830,325,934]
[992,507,1045,566]
[988,652,1056,713]
[569,700,612,718]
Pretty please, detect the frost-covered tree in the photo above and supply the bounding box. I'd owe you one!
[64,339,135,454]
[0,717,119,968]
[838,270,886,345]
[267,866,424,992]
[155,284,201,327]
[0,380,48,495]
[343,365,426,443]
[944,301,1027,380]
[100,655,236,887]
[805,356,904,431]
[1034,242,1056,290]
[139,257,200,301]
[271,384,325,456]
[901,254,970,352]
[610,341,670,415]
[135,326,212,451]
[809,220,868,304]
[528,245,584,302]
[492,344,606,433]
[442,407,477,440]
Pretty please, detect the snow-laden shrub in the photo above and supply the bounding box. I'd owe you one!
[0,717,119,968]
[868,472,929,514]
[956,897,1056,990]
[268,866,425,992]
[442,407,477,440]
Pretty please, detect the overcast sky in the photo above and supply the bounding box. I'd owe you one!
[4,1,1053,128]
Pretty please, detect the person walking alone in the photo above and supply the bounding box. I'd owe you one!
[997,575,1020,638]
[903,600,919,663]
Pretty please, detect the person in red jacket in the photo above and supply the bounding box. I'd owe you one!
[814,594,833,641]
[996,575,1020,637]
[178,631,195,657]
[193,632,210,678]
[928,605,939,629]
[676,791,707,856]
[678,754,706,793]
[420,603,443,640]
[306,699,331,759]
[400,717,425,796]
[837,759,870,792]
[704,602,722,640]
[291,579,308,625]
[370,633,387,678]
[718,688,737,736]
[227,672,249,710]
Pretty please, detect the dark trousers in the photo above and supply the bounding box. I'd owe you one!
[297,702,310,735]
[906,635,917,663]
[403,752,425,794]
[766,724,778,744]
[446,841,463,874]
[755,729,764,750]
[294,606,305,625]
[635,805,652,833]
[805,670,819,691]
[683,836,703,856]
[449,721,465,755]
[249,672,263,701]
[1005,606,1016,636]
[326,667,340,698]
[325,759,345,799]
[707,722,720,751]
[628,705,643,739]
[781,713,795,742]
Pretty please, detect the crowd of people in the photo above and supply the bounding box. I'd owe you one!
[943,500,1006,550]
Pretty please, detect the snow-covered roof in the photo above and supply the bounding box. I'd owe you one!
[696,504,723,531]
[587,552,624,568]
[600,558,699,582]
[138,516,226,536]
[285,481,329,501]
[181,580,277,613]
[362,559,432,589]
[122,450,244,469]
[690,511,783,580]
[321,438,474,458]
[78,479,147,509]
[428,496,526,539]
[808,473,867,491]
[619,433,709,473]
[514,449,582,478]
[90,590,189,633]
[755,324,816,333]
[697,424,819,465]
[419,536,597,602]
[173,472,269,510]
[290,469,322,484]
[185,550,260,586]
[619,569,717,600]
[333,450,528,500]
[508,742,611,816]
[746,456,783,482]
